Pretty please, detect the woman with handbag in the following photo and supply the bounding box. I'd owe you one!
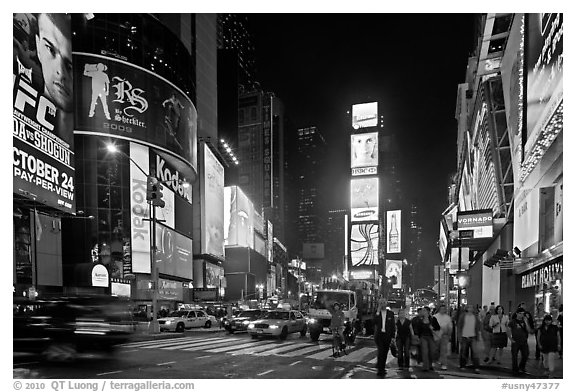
[487,305,509,365]
[418,306,441,371]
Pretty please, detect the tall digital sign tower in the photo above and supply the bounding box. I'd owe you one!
[348,103,381,283]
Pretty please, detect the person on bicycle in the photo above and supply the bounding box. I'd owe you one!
[329,302,346,347]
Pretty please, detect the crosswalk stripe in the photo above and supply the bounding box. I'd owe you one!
[367,357,377,364]
[129,337,225,349]
[121,336,204,348]
[304,347,335,360]
[207,341,263,353]
[255,342,310,356]
[231,342,285,356]
[279,344,330,357]
[181,339,246,351]
[334,347,376,362]
[161,338,239,350]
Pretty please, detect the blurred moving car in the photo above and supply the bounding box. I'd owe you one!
[224,309,265,334]
[158,309,214,332]
[247,310,307,340]
[13,295,135,362]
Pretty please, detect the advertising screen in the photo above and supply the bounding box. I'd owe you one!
[350,223,379,267]
[73,52,197,172]
[205,262,224,288]
[224,186,254,248]
[155,224,193,280]
[129,142,151,273]
[13,14,76,213]
[352,102,378,129]
[350,178,379,222]
[525,13,563,155]
[266,220,273,263]
[385,260,402,289]
[351,132,378,169]
[386,210,402,253]
[457,209,493,238]
[201,144,224,258]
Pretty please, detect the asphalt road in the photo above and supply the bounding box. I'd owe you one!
[13,331,549,379]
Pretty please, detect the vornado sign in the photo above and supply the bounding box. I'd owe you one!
[521,260,563,289]
[456,209,494,238]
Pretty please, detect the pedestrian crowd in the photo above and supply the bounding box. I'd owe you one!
[372,295,562,378]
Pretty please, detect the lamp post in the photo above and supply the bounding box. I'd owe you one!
[106,143,189,333]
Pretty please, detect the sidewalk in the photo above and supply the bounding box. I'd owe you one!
[447,334,563,378]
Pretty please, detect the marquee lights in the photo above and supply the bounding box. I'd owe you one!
[520,102,563,182]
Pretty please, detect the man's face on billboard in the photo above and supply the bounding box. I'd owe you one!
[35,14,73,112]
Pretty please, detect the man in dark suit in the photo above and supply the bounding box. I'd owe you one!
[374,295,396,377]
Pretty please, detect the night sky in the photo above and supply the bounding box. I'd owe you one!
[247,14,477,285]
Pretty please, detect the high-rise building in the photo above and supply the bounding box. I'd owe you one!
[290,126,327,283]
[406,203,424,290]
[325,209,348,277]
[294,127,327,244]
[236,89,286,243]
[217,14,256,87]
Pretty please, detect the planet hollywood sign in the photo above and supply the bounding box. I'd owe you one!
[521,260,563,289]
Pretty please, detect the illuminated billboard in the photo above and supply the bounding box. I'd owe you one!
[525,13,563,155]
[351,132,378,176]
[352,102,378,129]
[385,259,402,289]
[350,178,379,222]
[201,144,224,258]
[224,186,254,248]
[129,142,151,273]
[386,210,402,253]
[350,223,379,267]
[13,13,76,213]
[154,224,193,279]
[73,53,197,173]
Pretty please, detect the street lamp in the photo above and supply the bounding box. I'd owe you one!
[106,142,189,334]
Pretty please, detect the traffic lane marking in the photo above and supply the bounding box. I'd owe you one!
[257,369,275,376]
[96,370,123,376]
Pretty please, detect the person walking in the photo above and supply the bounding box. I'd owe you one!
[533,302,548,361]
[395,308,412,369]
[457,304,482,374]
[374,295,396,378]
[417,306,441,371]
[411,308,424,365]
[434,304,453,370]
[557,305,563,359]
[482,304,495,363]
[487,305,509,365]
[537,314,561,378]
[508,307,532,376]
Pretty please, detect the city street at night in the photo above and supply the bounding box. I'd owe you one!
[13,330,562,379]
[12,6,564,383]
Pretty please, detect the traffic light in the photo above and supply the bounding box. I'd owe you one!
[146,175,165,208]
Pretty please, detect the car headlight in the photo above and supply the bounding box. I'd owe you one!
[165,320,172,325]
[224,320,230,325]
[243,320,250,325]
[269,325,279,329]
[307,318,316,324]
[248,323,255,329]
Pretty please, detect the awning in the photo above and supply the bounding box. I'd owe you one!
[513,242,563,274]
